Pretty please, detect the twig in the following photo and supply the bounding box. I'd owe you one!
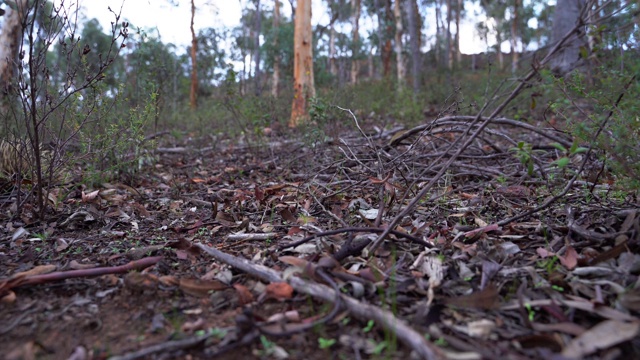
[278,227,433,250]
[195,243,443,360]
[108,332,217,360]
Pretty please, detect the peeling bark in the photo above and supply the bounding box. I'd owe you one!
[289,0,315,127]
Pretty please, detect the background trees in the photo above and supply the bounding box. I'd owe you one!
[0,1,637,129]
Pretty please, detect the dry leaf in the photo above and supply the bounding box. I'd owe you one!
[233,284,255,305]
[264,282,294,301]
[562,320,640,358]
[444,283,499,309]
[558,246,578,270]
[14,265,57,277]
[179,278,228,297]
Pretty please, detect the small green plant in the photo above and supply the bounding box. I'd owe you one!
[550,141,588,169]
[524,303,535,321]
[537,256,559,274]
[510,141,540,176]
[363,319,375,333]
[434,337,448,347]
[318,337,336,349]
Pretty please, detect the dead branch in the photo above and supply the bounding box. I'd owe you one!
[195,243,443,360]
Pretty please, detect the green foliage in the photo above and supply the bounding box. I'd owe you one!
[544,52,640,189]
[78,88,157,184]
[509,141,538,176]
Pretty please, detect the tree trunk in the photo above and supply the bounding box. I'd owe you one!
[328,0,338,76]
[445,0,452,69]
[271,0,281,96]
[254,0,262,96]
[289,0,315,127]
[496,28,503,69]
[381,0,393,78]
[435,0,441,66]
[0,0,28,106]
[351,0,361,84]
[406,0,420,93]
[510,0,519,74]
[550,0,585,75]
[189,0,198,109]
[455,0,462,64]
[394,0,405,88]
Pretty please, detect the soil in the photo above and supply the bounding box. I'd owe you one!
[1,121,639,359]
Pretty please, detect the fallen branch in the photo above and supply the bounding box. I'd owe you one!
[0,256,162,297]
[195,243,443,360]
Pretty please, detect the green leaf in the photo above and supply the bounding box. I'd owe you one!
[551,142,567,153]
[553,157,570,168]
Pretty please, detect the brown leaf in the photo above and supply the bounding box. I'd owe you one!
[68,260,98,270]
[562,320,640,358]
[254,187,265,202]
[443,283,499,309]
[279,207,297,224]
[279,255,312,269]
[558,246,578,270]
[81,190,100,202]
[179,278,228,297]
[264,282,294,301]
[124,272,159,292]
[14,265,57,278]
[181,318,205,333]
[233,284,255,305]
[619,289,640,312]
[159,275,180,286]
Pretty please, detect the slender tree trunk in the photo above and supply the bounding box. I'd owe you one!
[189,0,198,109]
[446,0,452,69]
[289,0,315,127]
[455,0,462,64]
[435,0,441,66]
[368,51,374,79]
[254,0,262,95]
[394,0,405,88]
[351,0,361,84]
[406,0,420,93]
[271,0,281,96]
[496,28,503,69]
[328,0,337,76]
[381,0,393,78]
[510,0,519,74]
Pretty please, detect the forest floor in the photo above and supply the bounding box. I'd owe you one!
[1,115,639,360]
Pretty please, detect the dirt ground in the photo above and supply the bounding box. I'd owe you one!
[1,120,639,359]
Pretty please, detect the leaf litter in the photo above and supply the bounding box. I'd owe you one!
[0,115,639,359]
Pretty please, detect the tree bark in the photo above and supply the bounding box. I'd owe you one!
[351,0,361,84]
[550,0,586,75]
[455,0,462,64]
[394,0,405,88]
[510,0,519,74]
[0,0,28,104]
[254,0,262,96]
[189,0,198,109]
[289,0,315,127]
[328,0,337,76]
[445,0,452,69]
[271,0,281,96]
[381,0,393,78]
[406,0,420,93]
[435,0,442,66]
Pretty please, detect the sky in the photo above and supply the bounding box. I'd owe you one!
[80,0,489,55]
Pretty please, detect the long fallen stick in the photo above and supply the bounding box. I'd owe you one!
[195,243,443,360]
